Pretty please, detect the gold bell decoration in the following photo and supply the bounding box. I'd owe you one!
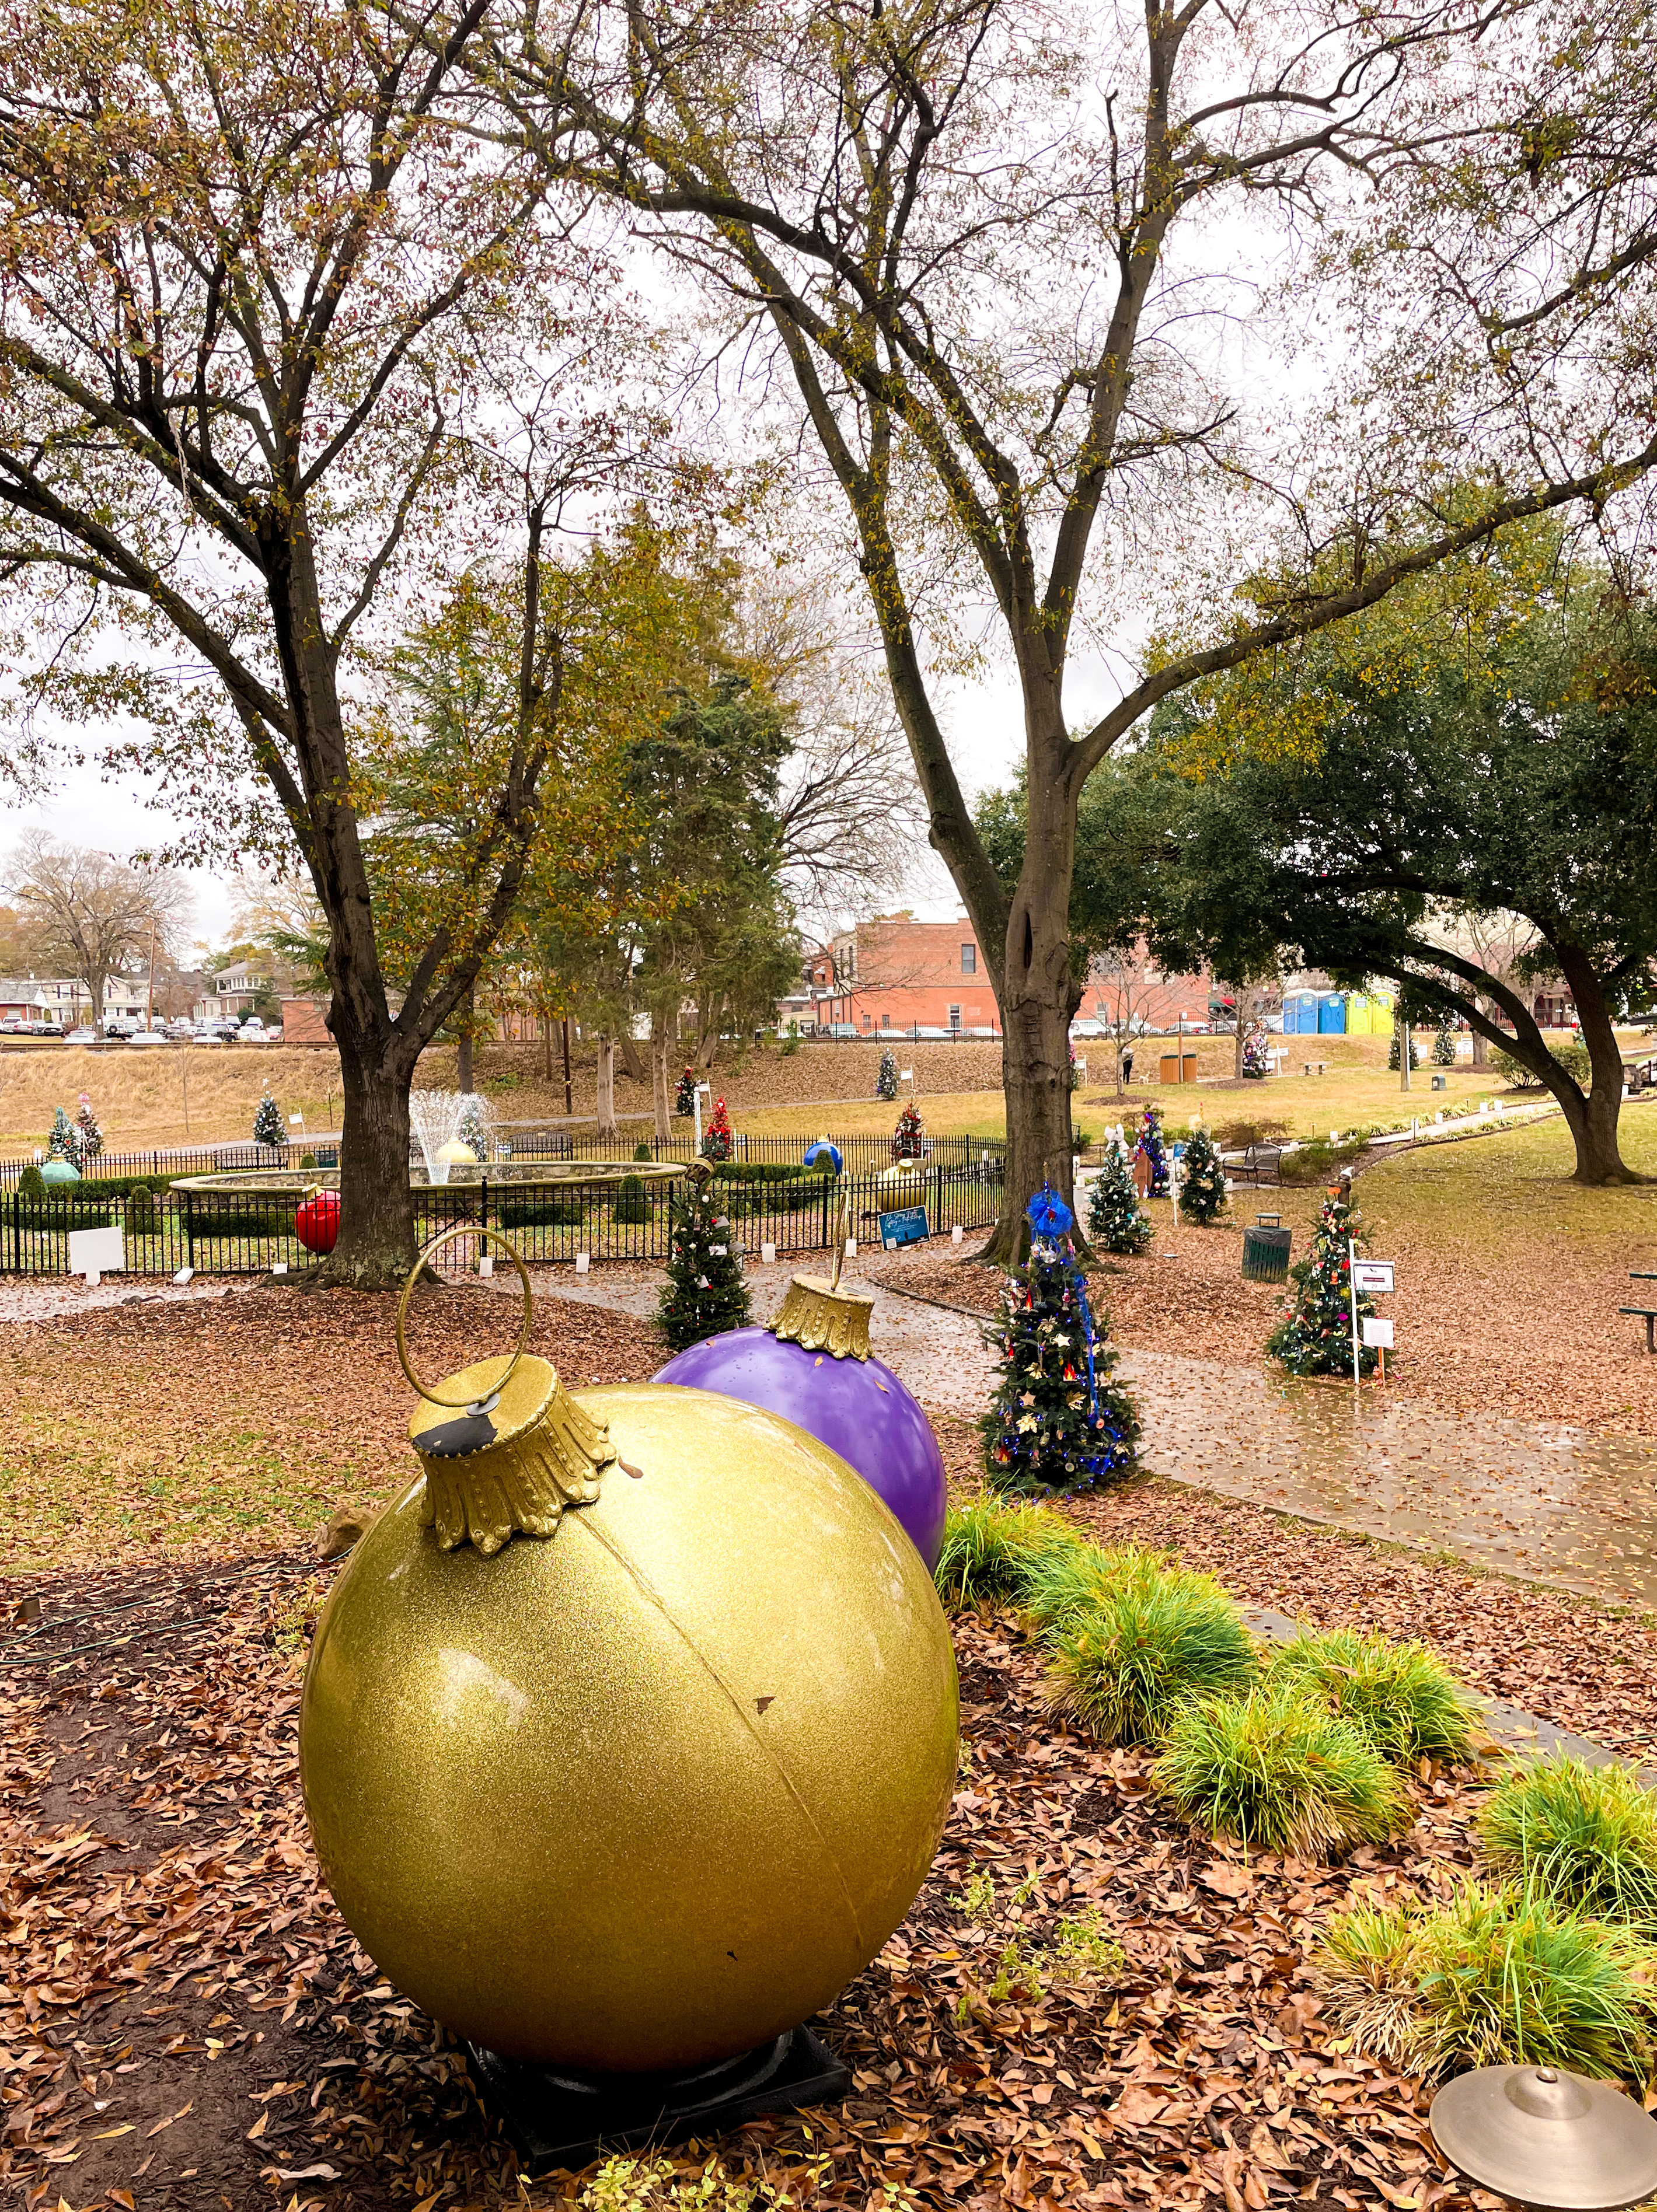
[299,1229,960,2078]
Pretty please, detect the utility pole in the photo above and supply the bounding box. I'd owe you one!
[561,1017,573,1116]
[145,919,158,1035]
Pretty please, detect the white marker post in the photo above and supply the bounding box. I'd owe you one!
[1349,1258,1397,1385]
[1348,1236,1360,1388]
[692,1081,711,1151]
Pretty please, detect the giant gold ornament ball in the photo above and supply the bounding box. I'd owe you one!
[300,1364,960,2073]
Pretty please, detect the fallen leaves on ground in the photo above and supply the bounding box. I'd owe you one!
[0,1549,1505,2212]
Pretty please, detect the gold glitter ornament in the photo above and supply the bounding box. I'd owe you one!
[300,1264,958,2074]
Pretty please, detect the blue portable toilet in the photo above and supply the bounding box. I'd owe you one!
[1317,994,1346,1033]
[1285,993,1317,1033]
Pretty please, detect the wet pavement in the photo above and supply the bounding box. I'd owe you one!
[542,1268,1657,1616]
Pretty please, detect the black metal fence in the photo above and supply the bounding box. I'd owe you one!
[0,1162,1004,1277]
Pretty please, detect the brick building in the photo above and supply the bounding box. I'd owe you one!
[812,913,1001,1037]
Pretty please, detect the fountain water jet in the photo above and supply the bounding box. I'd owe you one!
[409,1091,492,1184]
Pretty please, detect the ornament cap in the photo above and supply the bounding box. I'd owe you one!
[410,1353,615,1556]
[770,1273,874,1361]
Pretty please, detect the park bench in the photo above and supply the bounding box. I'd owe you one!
[1230,1142,1282,1186]
[1623,1056,1657,1094]
[1620,1271,1657,1353]
[1302,1060,1327,1077]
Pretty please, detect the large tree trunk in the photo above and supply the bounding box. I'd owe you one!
[456,981,475,1093]
[1233,1007,1246,1080]
[1558,954,1639,1183]
[330,1019,418,1285]
[595,1035,618,1140]
[651,1016,672,1142]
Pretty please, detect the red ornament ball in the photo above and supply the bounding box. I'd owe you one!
[295,1190,341,1254]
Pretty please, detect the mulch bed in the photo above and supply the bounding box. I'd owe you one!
[0,1549,1503,2212]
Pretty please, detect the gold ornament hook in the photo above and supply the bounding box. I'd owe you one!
[396,1226,533,1409]
[828,1187,853,1292]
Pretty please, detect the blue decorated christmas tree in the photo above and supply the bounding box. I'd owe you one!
[982,1186,1140,1497]
[1135,1104,1168,1196]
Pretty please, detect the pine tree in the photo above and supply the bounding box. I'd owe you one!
[1087,1145,1153,1254]
[46,1106,79,1170]
[875,1048,898,1100]
[1432,1015,1456,1067]
[458,1093,489,1162]
[700,1095,735,1161]
[659,1168,751,1349]
[1135,1104,1168,1194]
[253,1086,285,1147]
[1177,1125,1228,1224]
[981,1185,1139,1495]
[74,1091,103,1168]
[1265,1185,1380,1378]
[675,1066,697,1117]
[892,1099,925,1159]
[1387,1029,1420,1071]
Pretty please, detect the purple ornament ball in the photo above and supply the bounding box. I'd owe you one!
[653,1327,947,1571]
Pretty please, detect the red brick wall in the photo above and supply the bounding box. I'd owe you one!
[279,997,332,1045]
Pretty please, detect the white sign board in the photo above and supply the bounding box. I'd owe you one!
[1351,1260,1395,1295]
[67,1224,124,1283]
[1362,1316,1394,1348]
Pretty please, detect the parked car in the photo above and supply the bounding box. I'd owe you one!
[104,1018,139,1039]
[129,1029,170,1046]
[30,1020,64,1037]
[194,1023,235,1044]
[0,1016,23,1034]
[65,1026,99,1044]
[236,1019,269,1042]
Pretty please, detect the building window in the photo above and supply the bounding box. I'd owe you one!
[948,1005,961,1029]
[961,943,975,973]
[881,1012,890,1027]
[862,1011,872,1027]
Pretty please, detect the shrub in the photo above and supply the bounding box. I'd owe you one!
[633,1142,654,1162]
[1491,1040,1592,1089]
[1276,1137,1366,1186]
[16,1163,44,1202]
[1268,1627,1476,1766]
[499,1194,583,1229]
[300,1152,318,1170]
[933,1498,1083,1613]
[186,1205,295,1239]
[1317,1881,1657,2084]
[1045,1568,1256,1746]
[1215,1117,1290,1150]
[1478,1756,1657,1928]
[124,1182,156,1235]
[612,1174,651,1225]
[1154,1682,1409,1855]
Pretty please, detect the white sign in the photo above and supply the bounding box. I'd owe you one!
[1351,1260,1395,1295]
[67,1224,124,1284]
[1362,1316,1394,1348]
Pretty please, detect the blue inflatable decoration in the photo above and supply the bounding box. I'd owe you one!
[804,1140,844,1175]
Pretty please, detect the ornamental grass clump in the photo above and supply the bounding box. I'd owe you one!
[1045,1568,1255,1746]
[1317,1882,1657,2084]
[1268,1626,1476,1766]
[1478,1756,1657,1929]
[1017,1540,1165,1634]
[1153,1682,1409,1857]
[933,1498,1082,1613]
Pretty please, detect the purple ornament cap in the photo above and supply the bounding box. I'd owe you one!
[653,1302,946,1571]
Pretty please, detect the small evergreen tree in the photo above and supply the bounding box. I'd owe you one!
[892,1099,926,1159]
[1432,1015,1456,1067]
[1087,1146,1153,1254]
[675,1066,697,1116]
[1387,1029,1420,1071]
[1177,1126,1228,1224]
[458,1093,489,1162]
[253,1086,285,1147]
[981,1185,1140,1495]
[1266,1184,1380,1378]
[125,1182,155,1235]
[660,1168,751,1348]
[1135,1104,1168,1195]
[74,1091,103,1167]
[46,1106,79,1169]
[700,1095,735,1161]
[17,1162,45,1203]
[875,1048,898,1100]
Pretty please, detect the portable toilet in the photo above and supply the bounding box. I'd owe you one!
[1317,994,1346,1033]
[1284,992,1318,1034]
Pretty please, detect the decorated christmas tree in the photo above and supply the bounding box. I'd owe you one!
[700,1095,735,1161]
[981,1186,1140,1495]
[891,1099,925,1160]
[1432,1015,1456,1067]
[1242,1024,1271,1080]
[1265,1183,1380,1378]
[253,1086,285,1147]
[675,1066,696,1117]
[1068,1042,1082,1092]
[659,1166,751,1350]
[46,1105,79,1169]
[1135,1103,1168,1195]
[74,1091,103,1168]
[1086,1145,1153,1254]
[1177,1125,1227,1224]
[1387,1028,1420,1071]
[875,1049,898,1100]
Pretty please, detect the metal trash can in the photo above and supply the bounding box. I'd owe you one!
[1241,1222,1293,1283]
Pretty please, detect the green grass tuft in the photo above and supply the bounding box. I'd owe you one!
[1267,1626,1476,1766]
[1317,1881,1657,2084]
[933,1497,1083,1613]
[1153,1682,1409,1856]
[1045,1567,1256,1746]
[1478,1755,1657,1928]
[1016,1540,1168,1632]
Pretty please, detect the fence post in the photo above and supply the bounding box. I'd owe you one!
[821,1175,831,1253]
